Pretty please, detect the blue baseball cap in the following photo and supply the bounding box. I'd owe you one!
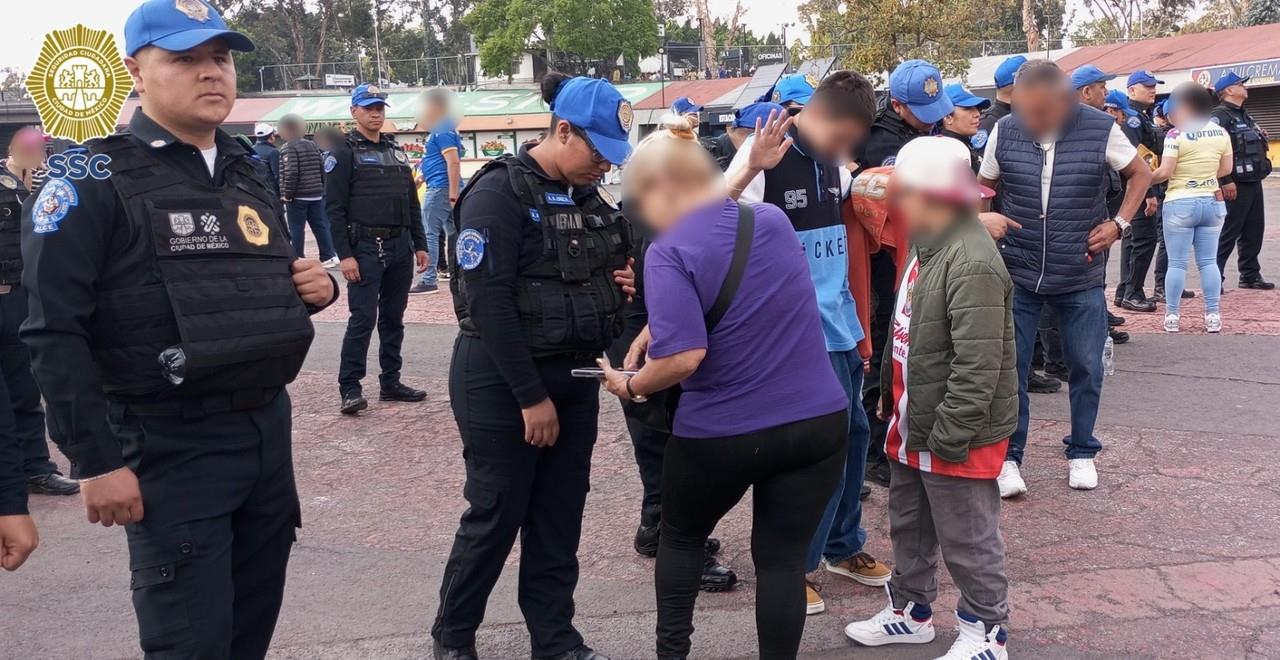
[944,83,990,110]
[733,102,785,129]
[994,55,1027,89]
[549,77,634,165]
[889,60,954,125]
[671,96,702,115]
[351,84,389,108]
[125,0,254,57]
[1160,97,1175,117]
[1126,70,1164,87]
[1213,71,1250,95]
[771,74,816,106]
[1103,89,1138,117]
[1071,65,1116,89]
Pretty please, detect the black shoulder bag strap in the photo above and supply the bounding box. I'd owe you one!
[705,202,755,332]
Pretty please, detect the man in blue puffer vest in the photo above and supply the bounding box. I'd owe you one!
[977,60,1152,495]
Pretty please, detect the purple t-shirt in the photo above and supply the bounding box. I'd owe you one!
[645,198,848,439]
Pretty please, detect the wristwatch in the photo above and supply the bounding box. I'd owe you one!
[1112,215,1132,238]
[625,376,648,403]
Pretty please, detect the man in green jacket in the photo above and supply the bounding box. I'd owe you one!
[844,137,1017,660]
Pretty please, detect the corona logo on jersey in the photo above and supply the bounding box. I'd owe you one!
[27,25,132,143]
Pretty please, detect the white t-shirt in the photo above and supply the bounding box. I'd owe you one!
[200,146,217,177]
[726,135,853,204]
[978,122,1138,214]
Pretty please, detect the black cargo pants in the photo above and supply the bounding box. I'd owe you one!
[109,391,299,660]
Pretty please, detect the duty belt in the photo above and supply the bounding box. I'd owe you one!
[114,387,281,419]
[351,224,405,240]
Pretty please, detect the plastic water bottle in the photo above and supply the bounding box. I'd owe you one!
[158,346,187,385]
[1101,335,1115,376]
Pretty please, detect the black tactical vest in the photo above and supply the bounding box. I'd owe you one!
[1213,104,1273,183]
[86,136,315,399]
[347,133,415,228]
[0,167,26,286]
[451,156,631,357]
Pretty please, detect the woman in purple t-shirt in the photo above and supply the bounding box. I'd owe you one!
[598,120,848,660]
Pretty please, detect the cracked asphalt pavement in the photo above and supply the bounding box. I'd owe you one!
[4,184,1280,659]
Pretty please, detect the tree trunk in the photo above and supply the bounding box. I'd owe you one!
[695,0,716,77]
[1022,0,1040,52]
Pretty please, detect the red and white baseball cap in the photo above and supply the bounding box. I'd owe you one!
[892,136,994,204]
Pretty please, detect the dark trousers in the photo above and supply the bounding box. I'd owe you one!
[109,391,299,660]
[1154,217,1169,291]
[1117,213,1159,301]
[1217,180,1267,282]
[433,336,600,657]
[1009,286,1106,464]
[285,199,337,261]
[862,251,896,473]
[608,311,666,528]
[0,286,54,478]
[338,235,413,396]
[1031,307,1064,375]
[655,411,846,659]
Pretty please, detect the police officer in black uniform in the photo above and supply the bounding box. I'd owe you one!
[1212,72,1276,290]
[19,1,338,656]
[431,73,636,660]
[1,135,79,497]
[699,102,785,172]
[852,59,949,489]
[976,55,1027,152]
[327,84,430,414]
[1115,70,1164,312]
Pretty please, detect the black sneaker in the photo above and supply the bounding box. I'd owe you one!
[432,639,478,660]
[634,525,658,557]
[1239,278,1276,290]
[700,555,738,593]
[1045,364,1070,381]
[27,473,80,496]
[1109,329,1130,345]
[1151,288,1166,303]
[1120,297,1157,313]
[1107,311,1126,327]
[1028,371,1062,394]
[409,282,440,295]
[380,382,427,402]
[340,393,368,415]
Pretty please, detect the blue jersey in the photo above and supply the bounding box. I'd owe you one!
[419,118,463,187]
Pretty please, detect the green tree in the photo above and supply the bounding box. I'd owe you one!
[1072,0,1197,42]
[1246,0,1280,25]
[466,0,660,77]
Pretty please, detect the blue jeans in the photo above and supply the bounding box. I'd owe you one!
[419,187,455,286]
[806,350,870,572]
[1009,285,1106,463]
[285,198,337,261]
[1163,196,1225,316]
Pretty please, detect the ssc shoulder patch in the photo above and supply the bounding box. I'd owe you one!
[456,228,486,270]
[32,178,78,234]
[393,149,408,164]
[597,186,618,209]
[1209,116,1221,125]
[0,174,17,190]
[324,154,337,173]
[970,129,989,150]
[1126,116,1142,129]
[881,155,897,167]
[544,192,575,206]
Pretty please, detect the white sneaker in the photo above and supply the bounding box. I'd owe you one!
[1205,312,1221,333]
[1068,458,1098,490]
[1163,313,1180,333]
[933,614,1008,660]
[997,461,1027,499]
[844,588,935,646]
[321,257,341,269]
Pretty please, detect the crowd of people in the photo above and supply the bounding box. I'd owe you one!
[0,1,1275,659]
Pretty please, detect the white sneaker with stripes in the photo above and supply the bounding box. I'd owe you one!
[843,590,935,646]
[934,614,1008,660]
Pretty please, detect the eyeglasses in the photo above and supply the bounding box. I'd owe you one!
[573,127,607,165]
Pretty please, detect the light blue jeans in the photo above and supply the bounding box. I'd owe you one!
[1163,196,1226,316]
[419,187,455,286]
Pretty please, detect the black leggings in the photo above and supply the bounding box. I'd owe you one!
[655,410,847,659]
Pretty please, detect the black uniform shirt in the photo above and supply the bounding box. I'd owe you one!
[456,147,606,408]
[1211,101,1272,182]
[853,105,925,176]
[324,131,428,260]
[978,99,1012,135]
[19,110,337,479]
[0,164,26,514]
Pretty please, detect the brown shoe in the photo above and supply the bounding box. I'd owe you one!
[824,551,891,587]
[805,579,825,615]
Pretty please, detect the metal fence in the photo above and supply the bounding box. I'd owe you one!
[256,54,479,92]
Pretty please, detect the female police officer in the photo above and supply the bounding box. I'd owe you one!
[430,73,635,660]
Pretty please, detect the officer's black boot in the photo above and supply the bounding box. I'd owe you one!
[700,554,738,593]
[27,473,80,496]
[633,524,659,557]
[433,639,478,660]
[340,391,368,415]
[532,644,609,660]
[380,381,427,402]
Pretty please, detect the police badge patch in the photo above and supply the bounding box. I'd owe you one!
[618,101,635,132]
[393,149,408,164]
[1127,116,1141,129]
[971,129,989,150]
[881,156,897,167]
[236,205,270,246]
[32,178,77,234]
[0,175,17,190]
[597,186,618,209]
[457,228,486,270]
[175,0,211,21]
[169,212,195,237]
[324,154,337,173]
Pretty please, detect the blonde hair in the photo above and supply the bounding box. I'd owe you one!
[623,113,723,199]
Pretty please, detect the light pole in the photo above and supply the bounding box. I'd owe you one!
[373,0,385,85]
